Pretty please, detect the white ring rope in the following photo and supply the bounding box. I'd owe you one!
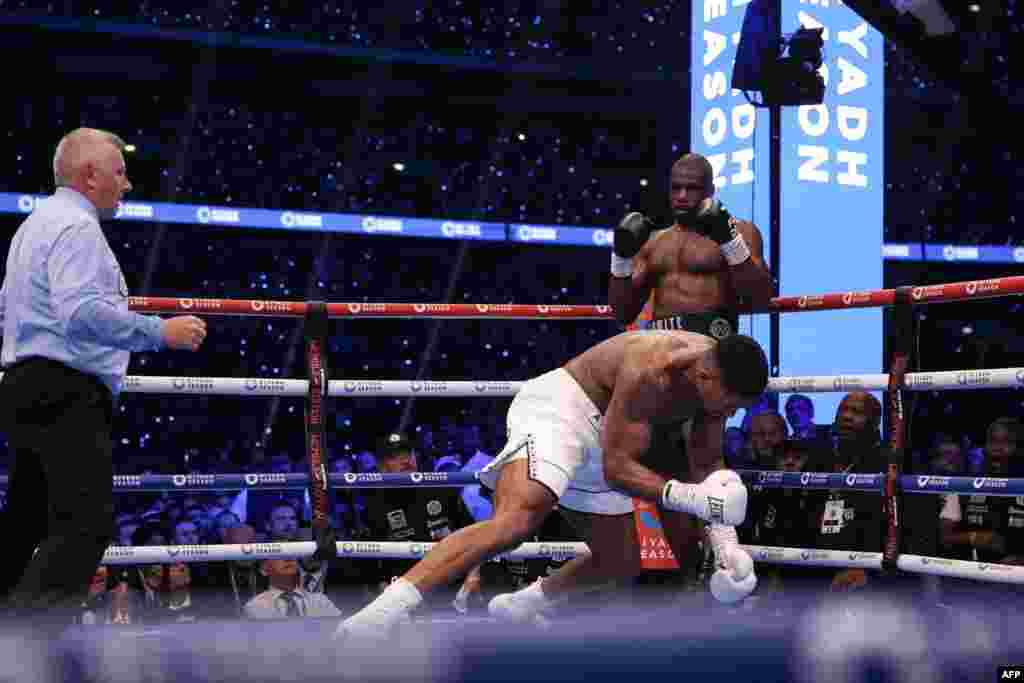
[99,541,1024,585]
[0,367,1013,397]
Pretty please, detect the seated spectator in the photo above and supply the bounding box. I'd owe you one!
[937,418,1023,604]
[723,427,749,467]
[741,440,816,597]
[79,565,135,625]
[214,510,244,543]
[198,524,266,617]
[244,560,342,619]
[982,417,1021,477]
[173,519,202,547]
[748,412,789,469]
[802,392,886,594]
[785,394,830,447]
[137,562,202,624]
[460,449,496,524]
[355,451,378,474]
[940,418,1023,563]
[115,517,142,547]
[361,432,479,610]
[928,433,965,475]
[264,501,329,594]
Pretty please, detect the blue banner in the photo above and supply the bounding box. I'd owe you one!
[508,223,614,247]
[2,193,1021,261]
[0,471,480,492]
[690,0,773,380]
[902,475,1024,496]
[737,469,883,491]
[776,1,885,431]
[0,193,506,242]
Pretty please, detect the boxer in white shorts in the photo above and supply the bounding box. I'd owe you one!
[337,330,768,642]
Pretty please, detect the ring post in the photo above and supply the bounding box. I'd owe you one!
[304,301,336,561]
[882,286,914,571]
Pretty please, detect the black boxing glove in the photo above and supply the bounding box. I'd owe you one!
[694,199,750,266]
[611,212,655,277]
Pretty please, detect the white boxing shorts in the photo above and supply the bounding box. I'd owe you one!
[478,368,634,516]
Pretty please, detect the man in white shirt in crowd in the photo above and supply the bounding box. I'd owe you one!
[245,559,342,619]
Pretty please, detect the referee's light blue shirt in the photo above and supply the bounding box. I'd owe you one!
[0,187,165,395]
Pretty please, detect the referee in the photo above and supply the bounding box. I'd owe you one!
[0,128,206,618]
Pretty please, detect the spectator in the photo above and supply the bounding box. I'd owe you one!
[265,501,328,594]
[137,561,201,623]
[173,519,201,546]
[361,432,480,610]
[244,559,342,619]
[748,412,789,468]
[803,392,886,594]
[723,427,748,467]
[115,517,142,547]
[939,418,1022,563]
[784,395,829,446]
[927,433,965,475]
[741,440,815,597]
[215,510,243,543]
[460,449,496,524]
[983,417,1021,477]
[937,418,1023,604]
[356,451,378,474]
[79,565,135,625]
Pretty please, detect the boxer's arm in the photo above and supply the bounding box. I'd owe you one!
[609,245,656,326]
[601,362,668,501]
[727,221,774,310]
[687,412,727,482]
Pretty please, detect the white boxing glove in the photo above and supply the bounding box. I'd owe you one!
[706,524,757,604]
[661,469,748,526]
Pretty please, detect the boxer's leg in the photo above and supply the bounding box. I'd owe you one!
[338,458,555,639]
[538,507,643,597]
[487,506,641,623]
[403,459,555,593]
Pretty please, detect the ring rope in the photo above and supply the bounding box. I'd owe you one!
[124,274,1024,318]
[0,471,1019,494]
[99,541,585,565]
[96,541,1024,586]
[0,368,1018,396]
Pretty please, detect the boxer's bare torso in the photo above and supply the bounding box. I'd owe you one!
[636,222,757,319]
[564,330,718,425]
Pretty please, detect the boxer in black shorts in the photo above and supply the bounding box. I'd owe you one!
[608,153,773,573]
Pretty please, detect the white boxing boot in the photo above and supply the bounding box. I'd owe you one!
[333,578,420,643]
[487,579,556,629]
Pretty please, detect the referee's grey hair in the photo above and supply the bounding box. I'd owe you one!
[52,128,127,187]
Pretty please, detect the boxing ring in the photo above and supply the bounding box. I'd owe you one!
[3,274,1024,682]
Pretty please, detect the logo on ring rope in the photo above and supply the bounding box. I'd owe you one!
[1016,369,1024,386]
[800,472,811,485]
[840,291,875,307]
[410,543,425,557]
[410,472,423,484]
[708,318,732,339]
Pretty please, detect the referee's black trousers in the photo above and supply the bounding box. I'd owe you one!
[0,358,115,614]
